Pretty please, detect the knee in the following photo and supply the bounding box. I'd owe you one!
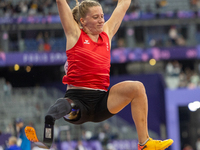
[134,81,146,93]
[119,81,146,100]
[129,81,146,98]
[125,80,145,92]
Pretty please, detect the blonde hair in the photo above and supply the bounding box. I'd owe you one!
[8,136,18,145]
[72,0,101,25]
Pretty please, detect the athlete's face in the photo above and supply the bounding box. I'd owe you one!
[81,6,105,34]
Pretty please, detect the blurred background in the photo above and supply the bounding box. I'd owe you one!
[0,0,200,150]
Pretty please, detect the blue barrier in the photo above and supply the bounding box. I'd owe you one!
[0,10,200,25]
[0,46,199,67]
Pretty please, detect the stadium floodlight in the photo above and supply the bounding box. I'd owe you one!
[188,101,200,112]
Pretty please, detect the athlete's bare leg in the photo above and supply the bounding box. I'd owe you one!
[107,81,149,144]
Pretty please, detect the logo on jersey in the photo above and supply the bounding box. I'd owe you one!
[106,42,109,51]
[84,40,90,44]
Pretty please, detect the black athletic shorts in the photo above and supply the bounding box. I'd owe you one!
[63,89,115,124]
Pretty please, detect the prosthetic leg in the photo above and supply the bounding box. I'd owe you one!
[43,98,80,147]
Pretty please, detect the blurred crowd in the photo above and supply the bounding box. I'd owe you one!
[0,0,57,17]
[0,0,199,17]
[0,118,31,150]
[165,60,200,89]
[0,120,119,150]
[0,0,138,17]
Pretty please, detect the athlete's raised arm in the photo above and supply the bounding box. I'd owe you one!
[56,0,80,49]
[103,0,131,40]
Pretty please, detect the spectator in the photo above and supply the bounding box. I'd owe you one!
[117,38,125,48]
[3,81,12,97]
[165,61,182,89]
[188,70,200,88]
[19,1,28,15]
[145,4,152,14]
[81,129,93,141]
[166,61,181,77]
[45,0,54,8]
[185,67,193,83]
[19,39,25,52]
[75,140,86,150]
[128,1,140,13]
[43,31,51,52]
[5,123,15,135]
[168,26,178,46]
[15,118,31,150]
[28,0,38,15]
[98,123,118,149]
[107,143,116,150]
[3,1,14,17]
[6,136,21,150]
[178,71,188,88]
[36,32,44,51]
[176,35,186,46]
[190,0,200,10]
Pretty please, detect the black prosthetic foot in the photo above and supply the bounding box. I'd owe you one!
[43,115,54,146]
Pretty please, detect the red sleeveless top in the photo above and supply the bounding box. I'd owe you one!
[62,29,110,91]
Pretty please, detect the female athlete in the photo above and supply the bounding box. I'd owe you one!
[39,0,173,149]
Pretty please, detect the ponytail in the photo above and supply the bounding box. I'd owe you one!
[75,0,79,6]
[72,0,80,26]
[72,0,101,27]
